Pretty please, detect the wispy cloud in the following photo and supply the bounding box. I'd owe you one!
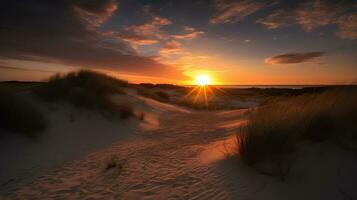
[171,27,204,40]
[159,41,185,56]
[73,0,119,27]
[256,9,294,29]
[265,52,325,65]
[210,0,266,24]
[337,13,357,40]
[114,33,159,46]
[257,0,356,39]
[0,65,55,73]
[295,0,345,31]
[112,4,174,48]
[115,16,171,47]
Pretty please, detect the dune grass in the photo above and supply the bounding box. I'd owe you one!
[0,94,47,138]
[137,88,171,102]
[236,87,357,178]
[155,91,170,102]
[33,70,133,119]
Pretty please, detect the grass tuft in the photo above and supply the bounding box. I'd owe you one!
[236,87,357,178]
[103,155,124,174]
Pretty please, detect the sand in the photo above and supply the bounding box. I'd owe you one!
[1,93,356,199]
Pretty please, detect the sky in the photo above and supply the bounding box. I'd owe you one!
[0,0,356,85]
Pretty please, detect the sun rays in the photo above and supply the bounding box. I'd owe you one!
[180,73,231,109]
[184,83,214,109]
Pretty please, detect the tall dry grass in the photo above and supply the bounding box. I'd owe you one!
[236,87,357,177]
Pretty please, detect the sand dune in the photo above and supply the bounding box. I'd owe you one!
[0,90,188,194]
[1,93,356,199]
[2,106,247,199]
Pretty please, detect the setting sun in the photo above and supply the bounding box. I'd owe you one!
[196,75,211,86]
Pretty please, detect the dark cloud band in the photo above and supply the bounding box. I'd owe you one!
[265,52,325,64]
[0,0,185,79]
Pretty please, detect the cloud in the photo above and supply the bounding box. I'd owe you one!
[123,17,171,38]
[73,0,118,17]
[257,0,356,39]
[295,0,345,32]
[172,31,204,39]
[0,65,55,73]
[337,13,357,39]
[210,0,266,24]
[117,35,159,46]
[115,8,172,47]
[171,27,204,40]
[0,1,185,79]
[184,26,196,32]
[73,0,118,27]
[172,31,203,39]
[265,52,325,65]
[116,21,202,58]
[159,41,185,56]
[256,9,294,29]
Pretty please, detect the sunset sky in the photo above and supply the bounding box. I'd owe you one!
[0,0,356,85]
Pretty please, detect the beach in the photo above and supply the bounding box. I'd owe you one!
[1,87,356,199]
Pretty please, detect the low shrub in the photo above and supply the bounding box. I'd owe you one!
[116,103,134,119]
[137,88,152,98]
[33,70,133,119]
[0,94,47,138]
[137,88,170,102]
[154,91,170,102]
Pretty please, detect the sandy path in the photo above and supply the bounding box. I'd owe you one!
[2,109,249,199]
[3,108,357,200]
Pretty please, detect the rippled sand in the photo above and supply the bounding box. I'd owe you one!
[2,98,357,199]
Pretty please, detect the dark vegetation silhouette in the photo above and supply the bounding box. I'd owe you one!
[33,70,133,119]
[0,94,46,138]
[137,88,171,102]
[236,86,357,180]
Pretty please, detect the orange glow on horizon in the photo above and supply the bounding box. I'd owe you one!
[184,71,219,85]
